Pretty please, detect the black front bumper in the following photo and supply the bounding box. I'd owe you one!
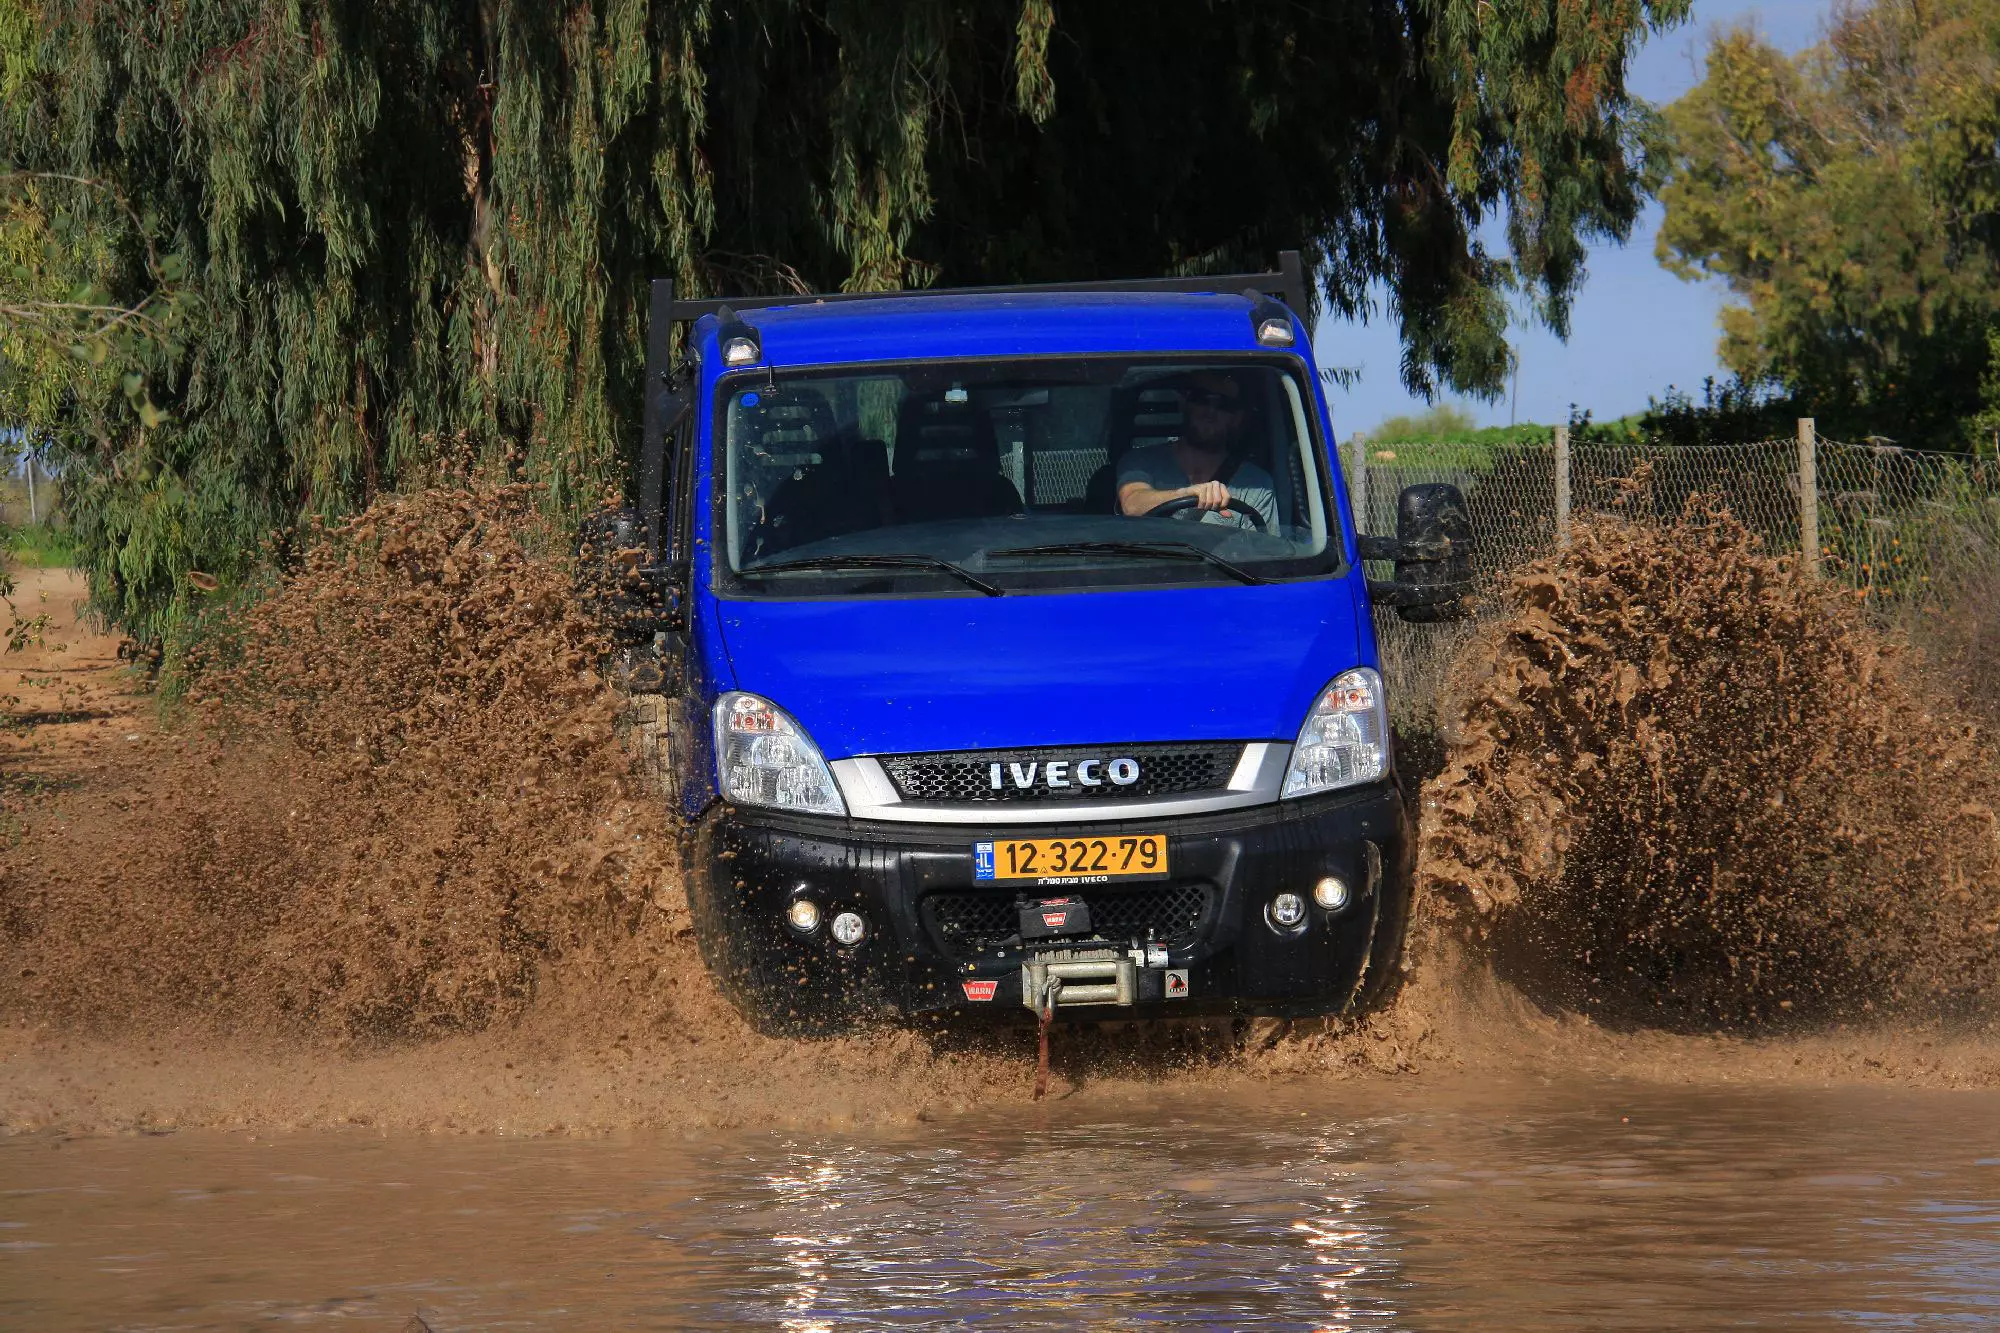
[683,782,1413,1026]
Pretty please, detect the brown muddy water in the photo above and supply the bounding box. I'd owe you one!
[6,1078,2000,1329]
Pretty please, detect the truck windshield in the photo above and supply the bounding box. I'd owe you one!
[719,356,1338,596]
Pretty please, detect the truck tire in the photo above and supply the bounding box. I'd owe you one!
[618,692,674,797]
[1352,831,1417,1012]
[682,819,860,1039]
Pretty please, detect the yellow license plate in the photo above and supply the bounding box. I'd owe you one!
[973,834,1169,885]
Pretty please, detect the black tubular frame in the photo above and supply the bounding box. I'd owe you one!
[637,250,1309,559]
[638,278,676,560]
[653,249,1306,326]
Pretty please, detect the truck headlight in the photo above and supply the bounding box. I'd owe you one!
[713,691,847,815]
[1281,668,1389,798]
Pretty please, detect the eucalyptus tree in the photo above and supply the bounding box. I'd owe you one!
[1,0,1687,640]
[1657,0,2000,451]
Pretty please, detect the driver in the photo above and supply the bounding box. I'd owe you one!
[1116,369,1278,530]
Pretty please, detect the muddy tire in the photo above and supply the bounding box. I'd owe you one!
[1352,831,1417,1013]
[618,692,675,797]
[682,818,860,1040]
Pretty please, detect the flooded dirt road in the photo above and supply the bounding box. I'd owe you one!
[6,1078,1999,1330]
[7,500,2000,1327]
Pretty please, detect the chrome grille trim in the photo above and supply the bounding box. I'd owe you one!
[829,743,1290,825]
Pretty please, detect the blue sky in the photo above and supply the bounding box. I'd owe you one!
[1317,0,1835,436]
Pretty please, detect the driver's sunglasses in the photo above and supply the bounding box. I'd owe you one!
[1183,388,1243,411]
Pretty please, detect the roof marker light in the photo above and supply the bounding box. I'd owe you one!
[716,304,762,366]
[1246,289,1297,347]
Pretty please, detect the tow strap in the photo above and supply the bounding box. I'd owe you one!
[1032,973,1062,1100]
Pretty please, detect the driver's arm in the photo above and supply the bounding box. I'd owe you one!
[1119,479,1231,515]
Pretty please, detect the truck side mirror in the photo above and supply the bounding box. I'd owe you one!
[1362,483,1474,622]
[577,506,687,645]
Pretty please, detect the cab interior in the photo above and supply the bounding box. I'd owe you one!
[732,368,1320,565]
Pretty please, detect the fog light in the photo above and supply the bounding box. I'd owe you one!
[1269,892,1307,930]
[1313,875,1351,911]
[786,898,822,933]
[830,911,867,945]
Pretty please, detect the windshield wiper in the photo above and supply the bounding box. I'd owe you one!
[740,553,1004,597]
[989,541,1266,586]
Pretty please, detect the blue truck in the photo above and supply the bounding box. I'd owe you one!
[588,255,1471,1034]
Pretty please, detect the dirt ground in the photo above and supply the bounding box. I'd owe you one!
[2,565,147,772]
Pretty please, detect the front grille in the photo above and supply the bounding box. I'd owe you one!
[881,742,1242,804]
[923,883,1212,956]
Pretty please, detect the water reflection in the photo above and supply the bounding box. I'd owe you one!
[1298,1127,1399,1331]
[3,1081,1998,1329]
[689,1129,1414,1327]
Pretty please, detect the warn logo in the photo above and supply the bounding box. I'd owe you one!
[961,978,999,1002]
[987,758,1141,791]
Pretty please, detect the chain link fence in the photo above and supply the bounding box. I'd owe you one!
[1344,427,2000,727]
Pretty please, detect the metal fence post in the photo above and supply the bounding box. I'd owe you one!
[1554,423,1571,546]
[1798,418,1818,577]
[1347,432,1370,534]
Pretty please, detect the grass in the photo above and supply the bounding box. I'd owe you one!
[3,521,77,568]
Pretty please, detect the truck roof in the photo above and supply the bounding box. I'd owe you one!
[692,290,1301,370]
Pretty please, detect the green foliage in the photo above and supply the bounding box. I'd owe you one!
[2,0,1688,642]
[1656,1,2000,453]
[1631,379,1803,448]
[1362,404,1655,448]
[0,5,188,442]
[1367,404,1481,442]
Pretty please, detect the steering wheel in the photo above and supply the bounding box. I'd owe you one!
[1142,494,1268,531]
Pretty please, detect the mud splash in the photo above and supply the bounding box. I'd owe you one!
[3,485,695,1043]
[0,484,1429,1132]
[5,483,2000,1137]
[1419,496,2000,1028]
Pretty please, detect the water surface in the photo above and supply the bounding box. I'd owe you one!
[5,1078,1997,1329]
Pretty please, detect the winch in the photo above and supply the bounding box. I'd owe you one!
[1021,943,1183,1011]
[1016,893,1184,1010]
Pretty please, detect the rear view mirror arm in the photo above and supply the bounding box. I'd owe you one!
[1364,579,1468,609]
[1356,534,1472,563]
[638,566,689,632]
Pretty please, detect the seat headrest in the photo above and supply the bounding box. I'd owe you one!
[738,389,839,464]
[895,395,999,473]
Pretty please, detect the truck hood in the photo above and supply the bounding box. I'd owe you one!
[714,580,1368,759]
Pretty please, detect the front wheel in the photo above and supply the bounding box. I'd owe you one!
[1351,820,1417,1013]
[682,818,861,1039]
[618,692,674,797]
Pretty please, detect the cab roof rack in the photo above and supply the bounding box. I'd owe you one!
[651,249,1307,327]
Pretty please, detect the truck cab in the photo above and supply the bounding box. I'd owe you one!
[608,257,1469,1034]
